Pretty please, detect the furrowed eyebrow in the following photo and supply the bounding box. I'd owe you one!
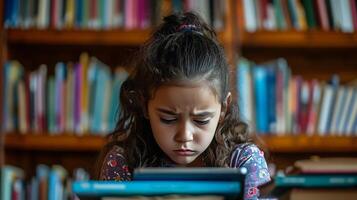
[156,108,177,115]
[191,111,215,117]
[156,108,215,117]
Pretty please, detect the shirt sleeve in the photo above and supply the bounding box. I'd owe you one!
[99,145,132,181]
[230,143,271,200]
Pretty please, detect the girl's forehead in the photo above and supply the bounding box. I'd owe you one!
[154,80,219,96]
[164,79,211,88]
[150,81,221,104]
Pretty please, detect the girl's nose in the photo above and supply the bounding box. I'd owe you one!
[174,121,194,143]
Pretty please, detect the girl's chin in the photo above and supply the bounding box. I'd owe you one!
[170,156,197,166]
[169,155,205,167]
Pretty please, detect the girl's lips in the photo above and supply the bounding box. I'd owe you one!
[174,149,196,156]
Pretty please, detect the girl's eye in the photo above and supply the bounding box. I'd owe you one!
[160,118,177,124]
[194,120,210,125]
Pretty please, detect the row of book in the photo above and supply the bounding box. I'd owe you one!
[236,57,357,135]
[1,164,90,200]
[2,53,129,135]
[3,0,226,30]
[243,0,357,32]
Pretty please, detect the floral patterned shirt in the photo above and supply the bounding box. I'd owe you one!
[100,143,271,200]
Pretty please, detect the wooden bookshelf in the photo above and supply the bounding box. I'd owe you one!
[240,31,357,48]
[4,134,106,152]
[1,0,357,174]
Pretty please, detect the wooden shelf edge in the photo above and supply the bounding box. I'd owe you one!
[4,134,357,153]
[240,31,357,48]
[6,28,152,45]
[5,134,107,152]
[260,135,357,153]
[5,28,226,46]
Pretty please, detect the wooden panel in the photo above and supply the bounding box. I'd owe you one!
[7,43,139,71]
[5,134,106,151]
[260,135,357,153]
[5,134,357,153]
[6,29,226,46]
[241,31,357,48]
[6,29,152,46]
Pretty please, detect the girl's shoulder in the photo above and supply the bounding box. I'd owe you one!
[100,145,132,181]
[229,143,266,168]
[230,143,271,199]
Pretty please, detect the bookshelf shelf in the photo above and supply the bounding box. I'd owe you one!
[5,134,106,152]
[240,31,357,48]
[6,29,226,46]
[260,135,357,153]
[6,29,152,46]
[5,134,357,153]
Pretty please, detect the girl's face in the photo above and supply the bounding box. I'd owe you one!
[147,82,222,166]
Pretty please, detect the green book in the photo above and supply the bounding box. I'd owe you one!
[301,0,317,29]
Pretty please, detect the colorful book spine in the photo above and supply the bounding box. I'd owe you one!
[253,66,268,134]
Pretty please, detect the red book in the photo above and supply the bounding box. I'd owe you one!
[316,0,330,30]
[51,0,57,28]
[261,0,268,22]
[306,80,319,134]
[350,0,357,30]
[24,74,31,133]
[90,0,97,27]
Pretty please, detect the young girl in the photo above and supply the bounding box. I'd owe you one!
[97,12,270,200]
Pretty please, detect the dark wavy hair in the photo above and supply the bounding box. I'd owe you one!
[96,12,250,176]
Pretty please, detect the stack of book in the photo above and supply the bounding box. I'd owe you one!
[261,157,357,200]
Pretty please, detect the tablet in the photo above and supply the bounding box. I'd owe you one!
[133,167,247,182]
[73,168,246,200]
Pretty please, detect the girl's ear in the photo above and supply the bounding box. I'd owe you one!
[220,92,232,121]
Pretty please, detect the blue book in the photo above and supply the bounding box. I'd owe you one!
[72,181,241,198]
[325,75,340,133]
[75,0,83,27]
[48,170,62,200]
[265,66,277,133]
[236,58,254,126]
[91,64,111,133]
[253,66,269,133]
[108,69,128,131]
